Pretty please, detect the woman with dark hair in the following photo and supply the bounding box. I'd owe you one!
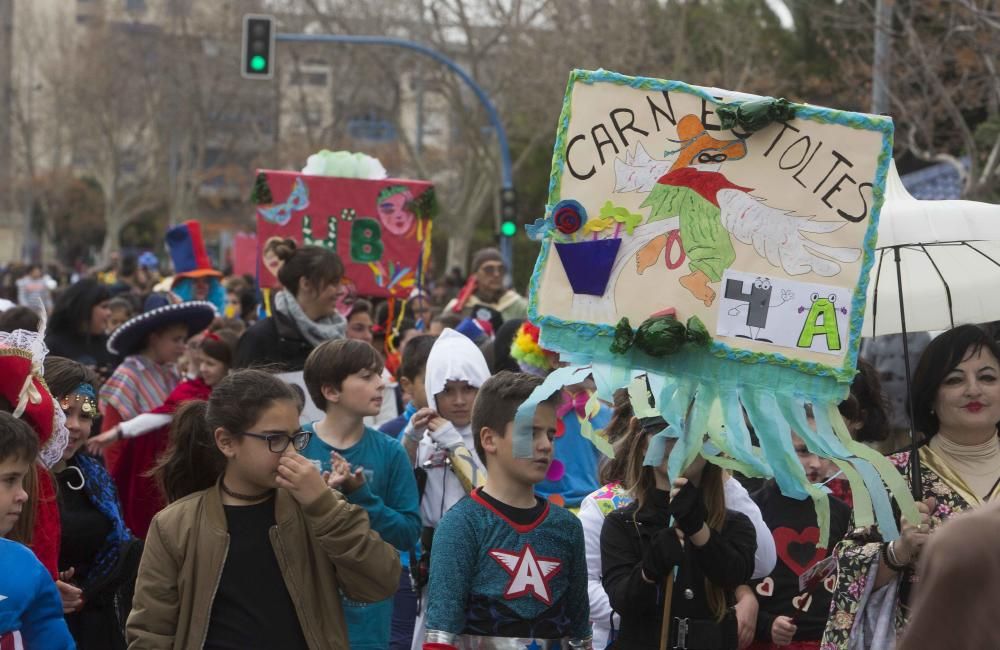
[46,278,118,382]
[823,324,1000,649]
[43,357,141,650]
[234,240,346,371]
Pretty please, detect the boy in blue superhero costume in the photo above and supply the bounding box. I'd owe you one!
[423,371,592,649]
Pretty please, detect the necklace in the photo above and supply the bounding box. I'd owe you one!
[61,465,86,491]
[220,481,274,502]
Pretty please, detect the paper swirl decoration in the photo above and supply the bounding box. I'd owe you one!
[552,199,585,235]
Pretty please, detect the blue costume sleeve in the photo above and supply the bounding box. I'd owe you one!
[567,516,594,641]
[347,440,422,551]
[22,562,75,649]
[424,502,479,634]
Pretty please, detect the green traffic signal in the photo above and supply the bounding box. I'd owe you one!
[250,55,267,71]
[501,221,517,237]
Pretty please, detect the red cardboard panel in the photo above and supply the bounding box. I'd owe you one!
[255,170,433,299]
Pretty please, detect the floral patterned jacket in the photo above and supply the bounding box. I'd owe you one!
[821,446,1000,649]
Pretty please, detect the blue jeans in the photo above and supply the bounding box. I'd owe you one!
[390,571,418,649]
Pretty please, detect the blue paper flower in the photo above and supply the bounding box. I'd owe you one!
[526,216,553,241]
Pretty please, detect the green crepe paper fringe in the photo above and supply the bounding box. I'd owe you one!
[250,172,273,205]
[717,97,796,133]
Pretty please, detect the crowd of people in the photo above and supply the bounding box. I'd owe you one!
[1,229,999,650]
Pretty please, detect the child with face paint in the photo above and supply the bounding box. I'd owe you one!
[403,329,492,650]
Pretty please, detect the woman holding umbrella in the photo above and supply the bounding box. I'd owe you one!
[823,324,1000,649]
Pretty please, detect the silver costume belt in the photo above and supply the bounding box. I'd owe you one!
[425,630,593,649]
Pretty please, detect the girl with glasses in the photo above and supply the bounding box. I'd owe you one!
[130,369,401,650]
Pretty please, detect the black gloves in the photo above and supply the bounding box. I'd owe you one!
[669,480,707,538]
[642,527,684,581]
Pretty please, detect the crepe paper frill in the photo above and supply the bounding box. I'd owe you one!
[301,149,388,180]
[716,97,796,133]
[510,321,558,376]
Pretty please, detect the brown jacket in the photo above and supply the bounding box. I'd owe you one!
[126,484,401,649]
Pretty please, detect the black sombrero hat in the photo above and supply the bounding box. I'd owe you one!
[107,300,217,356]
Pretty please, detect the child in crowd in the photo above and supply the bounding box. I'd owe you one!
[98,301,215,537]
[380,334,437,442]
[106,297,135,334]
[599,408,758,650]
[423,371,592,648]
[378,333,437,649]
[88,330,238,454]
[128,369,401,649]
[404,329,492,649]
[46,357,141,650]
[0,412,75,649]
[749,414,851,650]
[300,339,422,650]
[579,385,776,649]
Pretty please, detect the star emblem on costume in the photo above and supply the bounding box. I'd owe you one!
[488,544,562,605]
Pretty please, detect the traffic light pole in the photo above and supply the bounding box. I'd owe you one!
[274,33,515,273]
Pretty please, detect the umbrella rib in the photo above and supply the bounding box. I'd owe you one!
[870,247,887,337]
[917,243,954,330]
[961,241,1000,269]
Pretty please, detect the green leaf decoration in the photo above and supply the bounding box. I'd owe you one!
[640,183,718,225]
[250,172,273,205]
[405,186,439,220]
[717,97,796,133]
[685,315,711,346]
[599,201,644,235]
[634,314,687,357]
[610,317,635,355]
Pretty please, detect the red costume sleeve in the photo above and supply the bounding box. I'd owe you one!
[30,466,61,579]
[100,406,125,474]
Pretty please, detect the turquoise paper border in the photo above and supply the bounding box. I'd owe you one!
[526,69,893,384]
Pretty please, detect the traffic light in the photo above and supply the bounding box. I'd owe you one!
[242,14,275,80]
[500,187,517,237]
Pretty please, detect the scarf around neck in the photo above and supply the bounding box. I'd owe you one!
[273,289,346,347]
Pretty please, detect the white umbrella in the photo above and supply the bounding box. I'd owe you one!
[864,160,1000,337]
[862,159,1000,498]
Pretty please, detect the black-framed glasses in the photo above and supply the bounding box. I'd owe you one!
[243,430,312,453]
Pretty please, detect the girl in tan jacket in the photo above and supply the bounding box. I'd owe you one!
[126,369,401,650]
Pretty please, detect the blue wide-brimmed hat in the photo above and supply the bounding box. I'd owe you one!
[107,300,217,356]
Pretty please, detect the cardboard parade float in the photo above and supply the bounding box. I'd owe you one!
[514,69,920,546]
[251,150,437,420]
[253,151,436,340]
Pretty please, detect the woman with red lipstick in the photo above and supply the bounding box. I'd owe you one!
[823,325,1000,649]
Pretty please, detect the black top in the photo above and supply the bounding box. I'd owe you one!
[233,312,313,372]
[203,497,309,650]
[476,488,547,526]
[57,463,113,577]
[600,489,756,650]
[750,481,852,643]
[46,330,120,383]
